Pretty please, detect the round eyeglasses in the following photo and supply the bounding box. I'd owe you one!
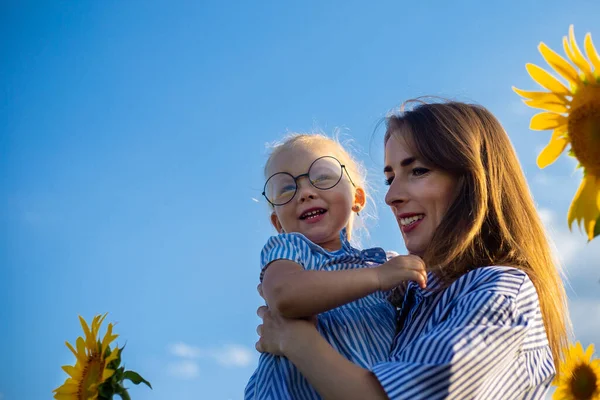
[262,156,356,206]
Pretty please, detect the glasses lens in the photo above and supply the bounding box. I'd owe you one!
[265,173,296,205]
[309,157,343,190]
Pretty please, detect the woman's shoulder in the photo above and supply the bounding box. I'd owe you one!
[452,266,533,301]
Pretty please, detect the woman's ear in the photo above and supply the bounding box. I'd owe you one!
[270,212,284,233]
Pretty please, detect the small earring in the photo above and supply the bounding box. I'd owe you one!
[353,205,360,216]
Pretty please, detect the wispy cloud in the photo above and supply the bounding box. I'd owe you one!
[508,99,531,116]
[212,344,254,367]
[537,207,600,347]
[531,172,552,187]
[251,197,260,203]
[569,298,600,347]
[168,342,255,368]
[169,342,204,358]
[537,207,584,266]
[167,360,201,380]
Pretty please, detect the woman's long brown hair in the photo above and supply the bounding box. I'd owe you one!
[385,99,570,372]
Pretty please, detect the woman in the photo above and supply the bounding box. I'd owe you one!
[254,100,570,399]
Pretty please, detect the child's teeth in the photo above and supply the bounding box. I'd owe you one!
[302,210,325,219]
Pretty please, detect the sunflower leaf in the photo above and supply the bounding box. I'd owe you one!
[123,370,153,389]
[113,366,125,381]
[98,382,114,400]
[110,345,125,369]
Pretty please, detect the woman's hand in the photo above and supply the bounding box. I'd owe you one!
[255,284,317,356]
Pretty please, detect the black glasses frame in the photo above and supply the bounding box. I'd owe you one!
[262,156,356,207]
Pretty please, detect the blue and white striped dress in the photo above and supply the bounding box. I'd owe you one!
[371,266,556,400]
[245,229,397,400]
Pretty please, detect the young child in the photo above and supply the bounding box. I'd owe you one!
[244,133,427,400]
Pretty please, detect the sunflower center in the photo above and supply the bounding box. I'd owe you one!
[568,85,600,177]
[78,353,105,400]
[568,362,598,400]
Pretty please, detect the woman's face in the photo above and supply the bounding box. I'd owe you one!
[384,134,458,257]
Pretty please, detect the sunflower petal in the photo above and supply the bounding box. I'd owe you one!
[524,93,570,113]
[513,87,546,100]
[79,315,96,349]
[567,25,595,82]
[584,33,600,77]
[91,314,102,336]
[567,175,600,240]
[597,182,600,211]
[53,381,80,394]
[76,336,87,358]
[563,36,578,68]
[54,393,78,400]
[552,387,569,399]
[530,112,567,131]
[66,341,86,364]
[79,316,91,338]
[584,343,595,361]
[537,130,568,168]
[94,313,108,336]
[539,42,580,87]
[104,347,120,368]
[101,323,119,354]
[102,367,116,381]
[562,37,588,85]
[61,364,83,379]
[525,63,571,95]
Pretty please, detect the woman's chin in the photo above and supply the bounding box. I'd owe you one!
[404,241,426,258]
[408,250,425,258]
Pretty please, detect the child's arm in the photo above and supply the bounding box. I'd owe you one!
[262,255,427,318]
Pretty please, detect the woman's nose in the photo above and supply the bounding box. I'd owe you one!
[385,180,406,206]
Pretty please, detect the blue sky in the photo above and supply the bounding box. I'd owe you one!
[1,1,599,399]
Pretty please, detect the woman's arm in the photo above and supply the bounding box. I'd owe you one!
[258,268,550,399]
[256,306,389,400]
[262,256,426,318]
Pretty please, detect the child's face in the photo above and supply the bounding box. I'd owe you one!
[266,144,362,251]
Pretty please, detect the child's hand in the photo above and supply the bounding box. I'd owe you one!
[376,255,427,291]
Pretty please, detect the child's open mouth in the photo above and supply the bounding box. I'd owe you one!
[300,208,327,220]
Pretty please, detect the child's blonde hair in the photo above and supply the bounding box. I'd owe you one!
[264,132,372,243]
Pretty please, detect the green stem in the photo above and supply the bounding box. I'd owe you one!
[115,384,131,400]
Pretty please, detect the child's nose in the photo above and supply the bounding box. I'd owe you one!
[296,177,318,202]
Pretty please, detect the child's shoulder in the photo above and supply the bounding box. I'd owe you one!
[262,232,316,253]
[262,232,352,259]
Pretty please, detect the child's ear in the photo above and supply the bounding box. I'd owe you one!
[270,212,284,233]
[353,187,366,212]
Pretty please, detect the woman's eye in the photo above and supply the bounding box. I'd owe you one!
[412,168,430,176]
[384,176,394,186]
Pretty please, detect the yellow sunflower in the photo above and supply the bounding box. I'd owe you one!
[54,313,119,400]
[513,25,600,241]
[553,342,600,400]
